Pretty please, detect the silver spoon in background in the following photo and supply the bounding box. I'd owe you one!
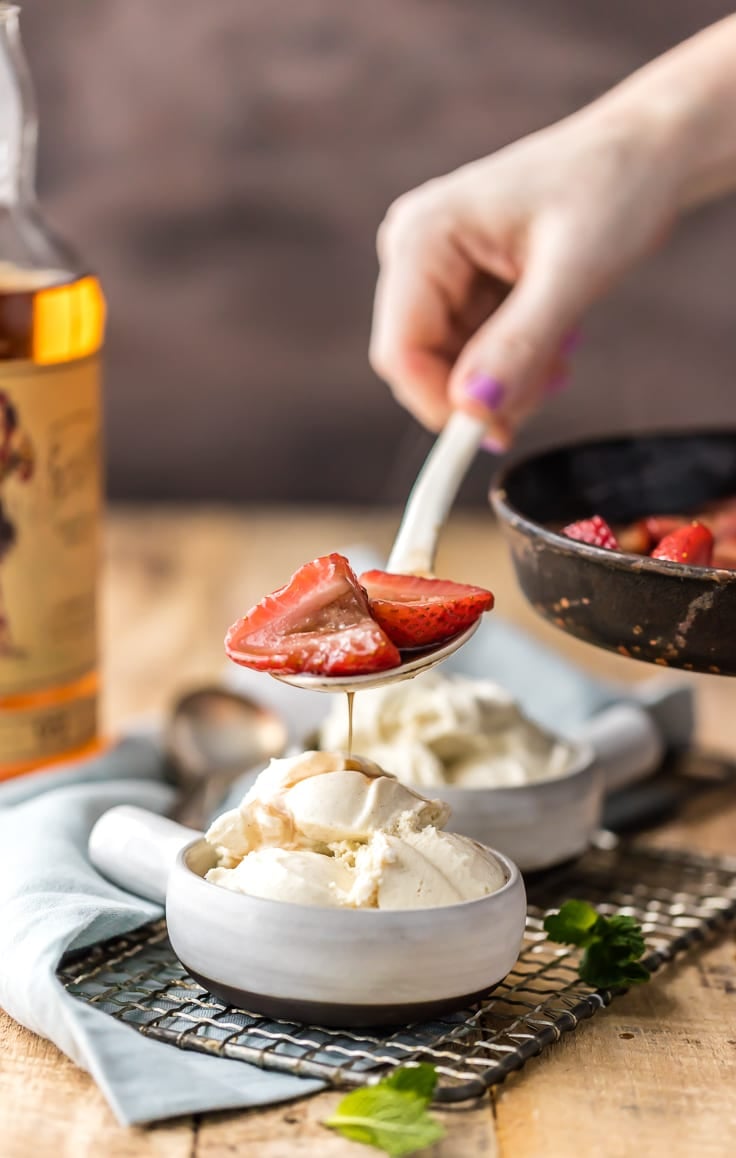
[272,410,489,693]
[166,687,287,829]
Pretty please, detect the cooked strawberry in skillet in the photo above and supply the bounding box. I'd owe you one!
[225,554,400,676]
[644,515,689,545]
[562,516,619,551]
[359,570,494,649]
[615,519,652,554]
[616,515,694,554]
[651,522,714,566]
[561,509,723,568]
[712,537,736,569]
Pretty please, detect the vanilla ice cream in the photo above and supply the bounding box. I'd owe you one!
[318,672,575,789]
[204,750,506,909]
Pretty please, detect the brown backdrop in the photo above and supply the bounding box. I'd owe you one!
[21,0,736,503]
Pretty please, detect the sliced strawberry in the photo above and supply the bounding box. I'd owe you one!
[644,515,688,544]
[562,515,619,551]
[712,536,736,570]
[359,570,494,649]
[697,502,736,540]
[616,514,692,553]
[225,553,401,675]
[616,519,651,554]
[650,522,714,567]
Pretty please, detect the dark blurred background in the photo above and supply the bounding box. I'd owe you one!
[21,0,736,504]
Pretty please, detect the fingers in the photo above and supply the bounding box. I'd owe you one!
[371,181,590,445]
[370,187,473,432]
[370,263,453,431]
[447,236,586,448]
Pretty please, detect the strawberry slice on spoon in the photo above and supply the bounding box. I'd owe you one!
[360,570,494,649]
[225,553,400,676]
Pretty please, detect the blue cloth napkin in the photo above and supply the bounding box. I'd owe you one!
[0,739,323,1125]
[0,614,693,1127]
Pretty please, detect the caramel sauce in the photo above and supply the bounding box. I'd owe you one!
[346,691,354,758]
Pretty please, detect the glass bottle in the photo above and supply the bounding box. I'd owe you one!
[0,4,105,777]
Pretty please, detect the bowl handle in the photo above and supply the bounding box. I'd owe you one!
[575,703,664,795]
[88,805,201,904]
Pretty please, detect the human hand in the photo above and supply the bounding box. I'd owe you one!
[370,105,682,450]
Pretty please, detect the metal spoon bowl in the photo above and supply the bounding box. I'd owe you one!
[272,620,481,693]
[166,686,287,828]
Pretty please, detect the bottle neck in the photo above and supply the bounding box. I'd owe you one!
[0,6,36,207]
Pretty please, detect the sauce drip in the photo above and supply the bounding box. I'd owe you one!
[346,691,354,758]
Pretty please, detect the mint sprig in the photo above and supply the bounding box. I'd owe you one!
[324,1063,445,1157]
[544,899,651,988]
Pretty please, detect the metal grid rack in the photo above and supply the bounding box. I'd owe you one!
[58,840,736,1102]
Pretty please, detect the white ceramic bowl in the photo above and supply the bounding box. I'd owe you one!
[432,742,602,871]
[89,806,527,1027]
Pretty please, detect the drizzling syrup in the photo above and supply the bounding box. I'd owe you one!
[346,691,354,757]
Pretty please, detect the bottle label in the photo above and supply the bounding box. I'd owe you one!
[0,356,100,699]
[0,690,97,770]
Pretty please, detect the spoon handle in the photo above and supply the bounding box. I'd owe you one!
[89,805,200,904]
[387,411,487,575]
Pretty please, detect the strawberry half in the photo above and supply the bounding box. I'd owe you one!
[359,570,494,649]
[225,553,401,675]
[562,515,619,550]
[651,522,714,567]
[616,519,651,555]
[712,536,736,570]
[645,515,688,544]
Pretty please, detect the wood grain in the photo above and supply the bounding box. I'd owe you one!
[1,507,734,1157]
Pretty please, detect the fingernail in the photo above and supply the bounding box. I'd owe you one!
[481,436,506,455]
[463,373,506,411]
[561,328,582,356]
[545,371,570,396]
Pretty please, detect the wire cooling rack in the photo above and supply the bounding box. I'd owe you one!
[58,838,736,1102]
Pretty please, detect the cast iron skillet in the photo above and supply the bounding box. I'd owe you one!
[490,430,736,676]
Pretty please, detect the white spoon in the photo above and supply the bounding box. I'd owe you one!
[273,411,488,693]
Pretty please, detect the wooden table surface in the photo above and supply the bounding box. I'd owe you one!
[3,507,736,1158]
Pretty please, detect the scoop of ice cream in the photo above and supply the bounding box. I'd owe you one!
[207,847,355,906]
[333,740,446,790]
[204,750,506,909]
[449,750,530,788]
[450,731,576,788]
[319,672,516,753]
[318,671,575,789]
[205,749,449,863]
[351,824,506,909]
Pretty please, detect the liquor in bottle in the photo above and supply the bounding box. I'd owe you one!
[0,4,105,777]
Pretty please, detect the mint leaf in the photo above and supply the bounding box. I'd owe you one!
[601,915,647,961]
[580,940,651,989]
[545,899,651,989]
[383,1063,438,1102]
[543,899,600,947]
[324,1067,445,1157]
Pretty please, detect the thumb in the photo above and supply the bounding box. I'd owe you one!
[448,247,584,448]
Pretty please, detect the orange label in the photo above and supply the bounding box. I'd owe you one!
[0,691,97,771]
[0,356,101,699]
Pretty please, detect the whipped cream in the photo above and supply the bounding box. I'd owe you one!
[318,672,575,789]
[205,750,505,909]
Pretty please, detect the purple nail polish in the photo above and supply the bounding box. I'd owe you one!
[561,329,582,356]
[545,372,569,396]
[481,435,506,455]
[463,373,505,411]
